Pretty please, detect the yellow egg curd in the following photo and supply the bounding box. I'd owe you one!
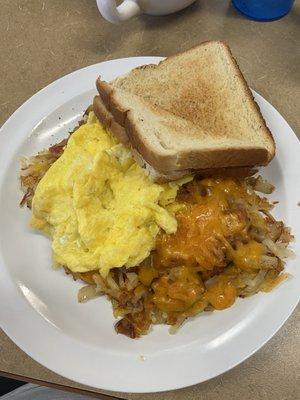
[31,112,190,277]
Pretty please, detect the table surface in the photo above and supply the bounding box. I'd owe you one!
[0,0,299,399]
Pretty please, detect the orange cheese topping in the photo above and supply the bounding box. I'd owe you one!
[148,178,268,315]
[138,264,159,286]
[205,277,237,310]
[230,241,264,271]
[155,179,250,271]
[152,266,204,313]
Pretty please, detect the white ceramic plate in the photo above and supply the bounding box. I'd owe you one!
[0,57,299,394]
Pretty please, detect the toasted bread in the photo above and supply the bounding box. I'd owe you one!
[95,41,275,180]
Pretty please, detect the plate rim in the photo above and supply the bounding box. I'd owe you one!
[0,57,299,393]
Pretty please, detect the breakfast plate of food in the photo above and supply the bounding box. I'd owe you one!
[0,41,299,393]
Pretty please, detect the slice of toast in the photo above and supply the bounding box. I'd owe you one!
[110,41,275,159]
[95,41,275,180]
[96,77,273,169]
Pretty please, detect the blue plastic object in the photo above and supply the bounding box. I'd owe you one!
[232,0,294,21]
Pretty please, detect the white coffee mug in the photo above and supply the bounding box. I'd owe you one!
[96,0,196,23]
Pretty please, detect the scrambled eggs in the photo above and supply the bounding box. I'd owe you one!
[31,112,189,277]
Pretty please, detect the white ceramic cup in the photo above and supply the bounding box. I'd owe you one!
[96,0,196,23]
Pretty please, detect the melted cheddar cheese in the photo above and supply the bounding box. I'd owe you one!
[147,178,268,317]
[205,277,237,310]
[152,266,204,313]
[230,241,264,271]
[155,178,250,271]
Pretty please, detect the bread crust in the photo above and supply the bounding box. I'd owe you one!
[109,41,275,161]
[93,95,129,144]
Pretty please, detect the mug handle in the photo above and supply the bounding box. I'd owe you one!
[96,0,141,23]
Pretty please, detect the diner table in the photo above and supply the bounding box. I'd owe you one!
[0,1,299,399]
